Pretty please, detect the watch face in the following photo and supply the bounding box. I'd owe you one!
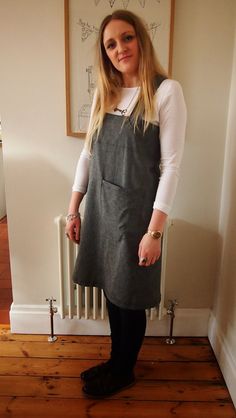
[152,231,161,239]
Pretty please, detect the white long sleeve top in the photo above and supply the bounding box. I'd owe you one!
[72,79,187,215]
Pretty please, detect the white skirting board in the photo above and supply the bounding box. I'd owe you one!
[208,312,236,408]
[10,302,211,336]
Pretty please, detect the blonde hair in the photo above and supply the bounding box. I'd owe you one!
[85,9,167,152]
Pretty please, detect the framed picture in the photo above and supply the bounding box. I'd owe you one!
[64,0,175,138]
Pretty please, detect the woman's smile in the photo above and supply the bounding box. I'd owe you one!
[119,55,132,62]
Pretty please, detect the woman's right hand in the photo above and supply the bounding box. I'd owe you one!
[65,217,81,244]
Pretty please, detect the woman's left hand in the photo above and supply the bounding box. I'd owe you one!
[138,234,161,266]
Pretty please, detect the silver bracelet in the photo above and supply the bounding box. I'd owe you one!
[66,213,80,223]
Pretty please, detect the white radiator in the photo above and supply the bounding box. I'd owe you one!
[55,215,171,323]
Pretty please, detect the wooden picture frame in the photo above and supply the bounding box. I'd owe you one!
[64,0,175,138]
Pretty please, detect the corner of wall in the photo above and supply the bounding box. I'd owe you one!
[208,311,236,408]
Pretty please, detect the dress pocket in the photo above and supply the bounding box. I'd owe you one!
[101,179,144,239]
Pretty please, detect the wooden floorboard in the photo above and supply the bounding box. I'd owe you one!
[0,358,222,380]
[0,329,235,418]
[0,339,215,361]
[0,375,231,401]
[0,397,234,418]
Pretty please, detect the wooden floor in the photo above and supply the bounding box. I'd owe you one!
[0,216,13,324]
[0,327,235,418]
[0,217,235,417]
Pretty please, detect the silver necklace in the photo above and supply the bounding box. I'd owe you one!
[114,87,139,115]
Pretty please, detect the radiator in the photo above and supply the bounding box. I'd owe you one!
[55,215,171,322]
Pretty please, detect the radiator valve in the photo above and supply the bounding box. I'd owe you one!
[166,299,178,345]
[46,297,58,342]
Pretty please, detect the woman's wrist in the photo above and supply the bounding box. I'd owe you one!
[66,213,80,223]
[67,191,84,220]
[146,229,162,240]
[148,209,167,234]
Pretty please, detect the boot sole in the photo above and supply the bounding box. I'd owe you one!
[82,379,136,399]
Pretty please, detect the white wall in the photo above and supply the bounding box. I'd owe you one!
[0,0,235,314]
[209,20,236,407]
[165,0,236,307]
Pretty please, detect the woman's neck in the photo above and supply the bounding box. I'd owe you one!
[122,73,140,88]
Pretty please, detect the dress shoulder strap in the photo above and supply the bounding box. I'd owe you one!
[153,74,167,91]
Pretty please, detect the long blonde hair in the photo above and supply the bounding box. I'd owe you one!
[85,9,167,152]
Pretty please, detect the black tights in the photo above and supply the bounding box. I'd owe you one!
[105,296,147,375]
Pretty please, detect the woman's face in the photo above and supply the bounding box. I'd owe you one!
[103,19,140,86]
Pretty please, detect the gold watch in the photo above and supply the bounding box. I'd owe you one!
[146,230,162,240]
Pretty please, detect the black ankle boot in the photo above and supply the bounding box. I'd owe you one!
[80,360,112,382]
[82,369,135,398]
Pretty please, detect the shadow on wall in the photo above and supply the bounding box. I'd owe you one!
[5,153,71,222]
[212,161,236,343]
[4,153,73,304]
[165,219,221,309]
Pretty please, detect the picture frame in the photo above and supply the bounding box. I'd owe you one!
[64,0,175,138]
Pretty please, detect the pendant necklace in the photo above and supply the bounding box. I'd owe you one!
[114,87,139,115]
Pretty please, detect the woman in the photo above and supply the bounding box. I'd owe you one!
[65,9,187,398]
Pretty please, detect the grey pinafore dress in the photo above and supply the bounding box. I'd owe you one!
[73,77,165,310]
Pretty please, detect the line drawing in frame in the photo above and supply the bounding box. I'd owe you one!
[64,0,175,138]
